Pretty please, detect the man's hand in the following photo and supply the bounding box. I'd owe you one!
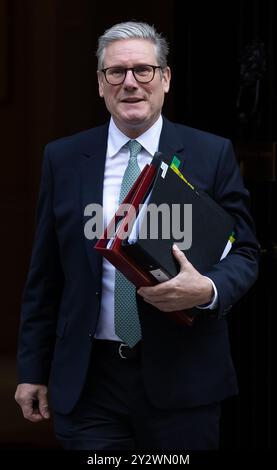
[137,244,214,312]
[15,383,50,423]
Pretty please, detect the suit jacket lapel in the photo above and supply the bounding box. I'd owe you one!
[81,123,108,288]
[159,117,186,170]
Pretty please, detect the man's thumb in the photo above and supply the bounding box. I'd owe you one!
[172,244,188,268]
[38,390,50,419]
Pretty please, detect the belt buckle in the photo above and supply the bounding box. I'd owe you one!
[118,343,128,359]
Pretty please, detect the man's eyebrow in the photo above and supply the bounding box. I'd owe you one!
[104,63,150,68]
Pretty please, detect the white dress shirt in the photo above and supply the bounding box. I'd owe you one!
[94,116,217,340]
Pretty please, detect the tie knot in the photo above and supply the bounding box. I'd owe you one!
[128,140,142,159]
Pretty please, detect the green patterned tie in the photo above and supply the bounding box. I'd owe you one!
[114,140,142,347]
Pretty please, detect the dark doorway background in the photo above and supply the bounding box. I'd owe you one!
[0,0,275,450]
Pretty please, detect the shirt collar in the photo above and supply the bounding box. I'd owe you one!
[107,115,163,158]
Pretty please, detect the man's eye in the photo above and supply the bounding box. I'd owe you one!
[110,68,124,76]
[134,66,151,75]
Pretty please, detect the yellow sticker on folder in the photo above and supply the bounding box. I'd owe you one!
[170,165,195,190]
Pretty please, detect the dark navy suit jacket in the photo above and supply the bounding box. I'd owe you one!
[17,118,259,414]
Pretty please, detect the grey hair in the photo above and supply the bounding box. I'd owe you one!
[96,21,169,70]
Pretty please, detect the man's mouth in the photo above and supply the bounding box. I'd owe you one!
[121,98,144,103]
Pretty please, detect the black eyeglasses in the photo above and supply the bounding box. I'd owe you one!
[101,65,162,85]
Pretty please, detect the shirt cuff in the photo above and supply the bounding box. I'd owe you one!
[196,276,218,310]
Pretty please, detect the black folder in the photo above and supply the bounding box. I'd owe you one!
[95,154,195,326]
[123,163,235,281]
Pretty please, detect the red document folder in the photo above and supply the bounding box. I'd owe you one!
[94,155,194,327]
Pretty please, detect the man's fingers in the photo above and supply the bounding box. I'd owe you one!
[20,398,44,422]
[15,384,49,422]
[20,397,34,418]
[140,289,174,302]
[138,279,174,297]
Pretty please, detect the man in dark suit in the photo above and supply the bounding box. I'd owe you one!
[15,21,259,450]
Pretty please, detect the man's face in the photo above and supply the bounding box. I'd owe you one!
[97,39,171,138]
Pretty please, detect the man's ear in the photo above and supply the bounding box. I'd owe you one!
[162,66,171,94]
[97,70,104,98]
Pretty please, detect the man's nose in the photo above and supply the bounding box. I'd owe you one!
[123,70,138,87]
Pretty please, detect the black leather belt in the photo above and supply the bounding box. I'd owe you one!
[92,339,141,360]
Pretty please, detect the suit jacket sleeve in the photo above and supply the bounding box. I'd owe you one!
[204,138,259,317]
[17,145,64,384]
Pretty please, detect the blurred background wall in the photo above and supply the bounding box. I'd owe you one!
[0,0,275,449]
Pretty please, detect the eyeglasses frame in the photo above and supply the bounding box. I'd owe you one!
[101,65,163,85]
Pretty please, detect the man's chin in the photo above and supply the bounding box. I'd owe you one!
[120,113,149,128]
[113,113,154,136]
